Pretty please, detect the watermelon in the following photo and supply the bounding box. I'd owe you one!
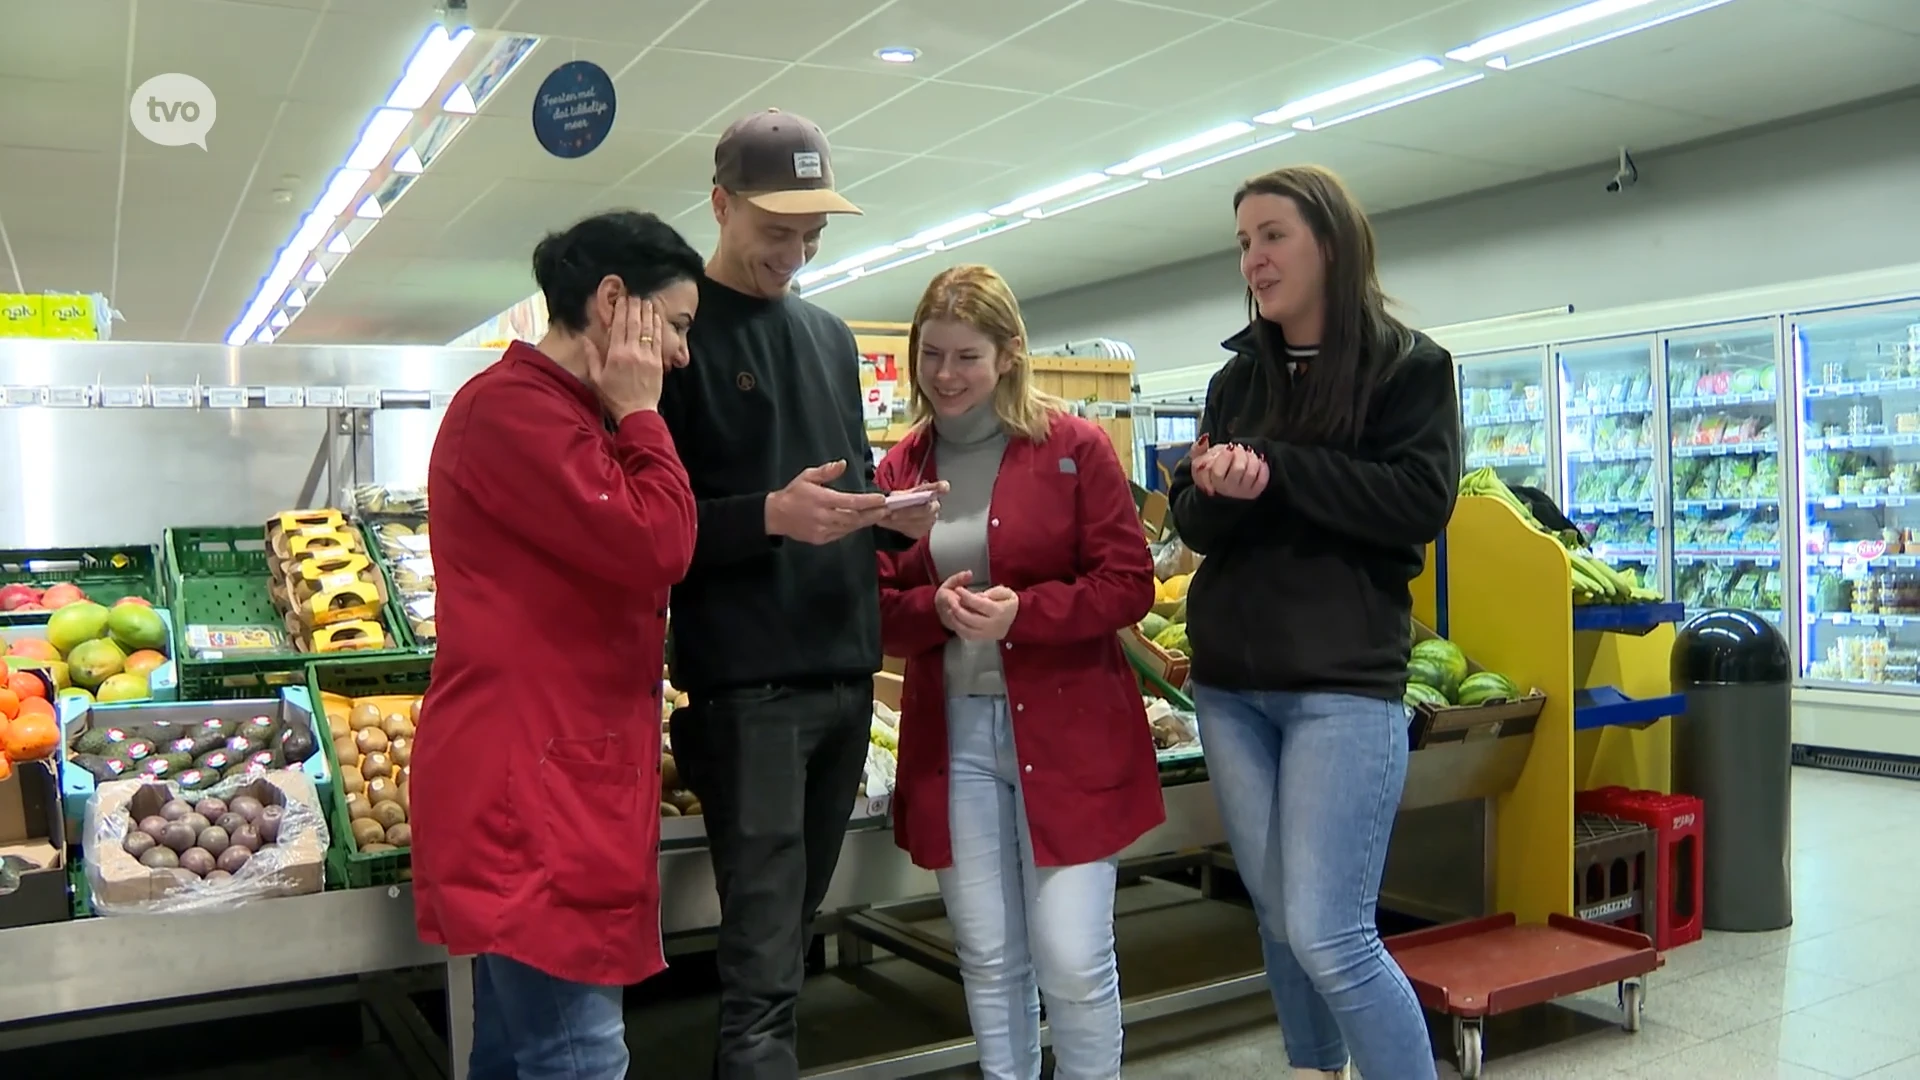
[1139,613,1171,641]
[1406,657,1450,698]
[1404,682,1450,710]
[1411,638,1469,697]
[1456,671,1521,706]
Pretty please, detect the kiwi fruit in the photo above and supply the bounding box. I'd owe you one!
[346,792,374,821]
[371,801,407,830]
[383,823,411,848]
[333,735,360,766]
[362,752,392,781]
[328,711,350,739]
[661,802,681,817]
[342,765,366,795]
[382,714,415,741]
[409,699,422,725]
[683,799,702,816]
[356,727,389,755]
[668,790,697,813]
[388,738,412,768]
[350,702,383,732]
[361,842,399,854]
[660,753,680,790]
[351,818,386,849]
[367,776,399,806]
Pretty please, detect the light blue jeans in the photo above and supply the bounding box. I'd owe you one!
[469,953,628,1079]
[938,695,1123,1080]
[1192,685,1436,1080]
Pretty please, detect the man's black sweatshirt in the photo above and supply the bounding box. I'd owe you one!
[658,275,910,696]
[1168,325,1462,700]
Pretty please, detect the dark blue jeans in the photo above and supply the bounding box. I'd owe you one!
[469,953,628,1080]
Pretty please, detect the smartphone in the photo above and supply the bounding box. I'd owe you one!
[883,489,936,510]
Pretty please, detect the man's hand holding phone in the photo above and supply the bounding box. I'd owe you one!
[766,460,889,545]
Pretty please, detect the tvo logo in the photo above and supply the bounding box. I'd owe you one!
[130,73,217,150]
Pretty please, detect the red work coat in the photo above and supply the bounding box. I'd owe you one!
[877,411,1165,870]
[411,342,695,987]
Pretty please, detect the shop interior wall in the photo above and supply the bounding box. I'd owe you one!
[1022,90,1920,376]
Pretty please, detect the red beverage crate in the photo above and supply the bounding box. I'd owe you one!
[1574,787,1703,950]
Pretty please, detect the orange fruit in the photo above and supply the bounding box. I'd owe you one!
[17,696,53,720]
[0,754,11,782]
[3,712,58,761]
[8,671,46,701]
[0,687,17,719]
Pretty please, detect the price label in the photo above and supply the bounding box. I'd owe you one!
[1716,556,1736,567]
[429,390,455,410]
[1849,436,1871,448]
[1706,500,1726,510]
[1888,497,1908,508]
[1831,612,1850,624]
[263,386,304,408]
[46,385,90,407]
[1896,434,1919,446]
[2,386,46,407]
[207,386,249,409]
[1597,451,1616,462]
[1709,444,1728,456]
[99,385,145,408]
[305,386,345,408]
[1823,497,1843,509]
[344,386,382,409]
[151,385,198,408]
[1859,614,1882,626]
[1863,381,1883,394]
[1757,556,1778,567]
[1841,555,1871,581]
[1807,386,1826,397]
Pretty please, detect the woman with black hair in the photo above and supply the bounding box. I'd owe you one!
[1169,166,1461,1080]
[412,210,704,1079]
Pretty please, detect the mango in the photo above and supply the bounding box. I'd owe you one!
[47,600,110,655]
[95,671,150,704]
[66,638,126,691]
[107,602,167,653]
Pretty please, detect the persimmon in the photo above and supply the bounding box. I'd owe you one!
[0,686,18,719]
[0,754,11,782]
[17,696,53,720]
[8,671,45,701]
[3,712,56,761]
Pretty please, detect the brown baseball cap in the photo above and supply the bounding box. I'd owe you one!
[713,108,863,216]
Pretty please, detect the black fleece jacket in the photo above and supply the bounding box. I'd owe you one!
[1169,325,1462,699]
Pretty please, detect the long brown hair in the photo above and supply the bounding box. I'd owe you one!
[906,264,1064,442]
[1233,165,1412,447]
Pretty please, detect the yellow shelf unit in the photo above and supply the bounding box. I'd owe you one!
[1414,495,1679,924]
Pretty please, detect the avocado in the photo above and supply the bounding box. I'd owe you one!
[74,729,111,757]
[174,768,221,793]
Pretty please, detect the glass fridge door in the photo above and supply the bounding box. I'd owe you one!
[1459,348,1552,494]
[1559,337,1662,592]
[1664,320,1786,625]
[1795,300,1920,691]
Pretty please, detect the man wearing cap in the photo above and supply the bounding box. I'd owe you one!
[658,109,941,1079]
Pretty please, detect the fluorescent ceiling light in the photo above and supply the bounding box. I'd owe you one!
[875,46,919,63]
[852,248,937,278]
[443,83,478,115]
[1254,59,1443,125]
[990,173,1108,217]
[1107,122,1255,176]
[903,212,994,248]
[326,232,352,255]
[818,245,902,277]
[800,276,859,299]
[270,311,290,329]
[355,195,384,220]
[1293,74,1485,131]
[304,263,327,284]
[347,108,414,170]
[254,327,275,344]
[394,147,425,175]
[1143,131,1295,180]
[935,218,1031,251]
[286,288,308,310]
[1025,180,1147,219]
[388,25,476,109]
[315,168,371,219]
[1483,0,1735,69]
[1449,0,1660,62]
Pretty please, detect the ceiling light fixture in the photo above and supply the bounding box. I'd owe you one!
[1480,0,1736,69]
[1449,0,1660,62]
[226,24,540,346]
[1291,74,1486,131]
[1253,59,1443,125]
[875,46,920,63]
[1106,122,1256,176]
[1024,179,1147,220]
[1141,131,1296,180]
[990,173,1110,217]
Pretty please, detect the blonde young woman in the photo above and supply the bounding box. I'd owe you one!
[874,264,1163,1080]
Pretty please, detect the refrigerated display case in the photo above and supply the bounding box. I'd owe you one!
[1559,338,1662,591]
[1794,300,1920,692]
[1459,348,1551,493]
[1664,321,1786,625]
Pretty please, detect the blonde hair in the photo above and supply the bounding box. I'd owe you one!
[906,264,1065,442]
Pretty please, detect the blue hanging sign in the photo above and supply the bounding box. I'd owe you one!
[531,60,616,159]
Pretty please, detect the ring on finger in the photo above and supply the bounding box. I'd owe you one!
[638,335,654,343]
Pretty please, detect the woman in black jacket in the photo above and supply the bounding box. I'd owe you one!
[1170,165,1461,1080]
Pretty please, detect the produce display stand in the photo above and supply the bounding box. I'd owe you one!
[1387,913,1659,1079]
[0,544,165,626]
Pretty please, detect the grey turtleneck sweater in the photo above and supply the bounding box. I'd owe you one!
[928,403,1011,698]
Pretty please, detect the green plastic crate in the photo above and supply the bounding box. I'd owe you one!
[356,519,431,652]
[0,545,165,626]
[164,526,408,700]
[308,654,431,889]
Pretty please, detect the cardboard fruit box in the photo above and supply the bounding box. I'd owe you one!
[1119,625,1189,697]
[1408,620,1547,749]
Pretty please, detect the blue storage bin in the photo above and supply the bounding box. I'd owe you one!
[2,607,180,704]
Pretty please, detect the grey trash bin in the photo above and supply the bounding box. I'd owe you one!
[1670,609,1794,932]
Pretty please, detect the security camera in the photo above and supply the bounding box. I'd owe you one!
[1605,148,1638,194]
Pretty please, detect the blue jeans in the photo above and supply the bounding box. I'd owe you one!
[1192,685,1435,1080]
[469,953,628,1080]
[938,695,1123,1080]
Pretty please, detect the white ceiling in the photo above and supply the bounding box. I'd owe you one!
[0,0,1916,345]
